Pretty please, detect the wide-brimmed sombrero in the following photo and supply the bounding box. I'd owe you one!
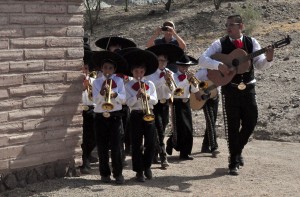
[92,51,128,74]
[84,50,94,69]
[122,47,159,77]
[176,54,198,66]
[146,44,184,63]
[95,36,137,50]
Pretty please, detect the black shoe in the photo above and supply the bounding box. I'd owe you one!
[101,176,111,183]
[144,168,153,180]
[211,149,220,158]
[115,175,125,185]
[239,155,244,167]
[166,138,173,155]
[79,166,90,174]
[136,172,145,182]
[229,167,239,176]
[161,159,169,168]
[201,146,211,153]
[88,155,98,163]
[152,154,160,164]
[179,155,194,160]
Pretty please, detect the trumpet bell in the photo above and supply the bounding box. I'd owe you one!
[102,103,114,111]
[143,114,155,122]
[174,88,184,96]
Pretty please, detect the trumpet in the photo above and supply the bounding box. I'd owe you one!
[87,71,97,101]
[102,75,114,111]
[138,78,155,122]
[164,70,184,96]
[186,71,208,89]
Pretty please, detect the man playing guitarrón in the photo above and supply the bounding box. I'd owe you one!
[198,14,274,175]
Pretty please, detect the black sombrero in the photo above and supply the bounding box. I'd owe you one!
[176,54,198,66]
[95,36,137,50]
[146,44,184,63]
[92,51,128,74]
[122,48,159,77]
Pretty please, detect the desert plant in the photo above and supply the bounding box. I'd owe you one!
[234,3,261,35]
[84,0,102,34]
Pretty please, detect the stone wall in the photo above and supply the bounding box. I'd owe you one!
[0,0,85,191]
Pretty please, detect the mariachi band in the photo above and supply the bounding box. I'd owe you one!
[81,35,222,185]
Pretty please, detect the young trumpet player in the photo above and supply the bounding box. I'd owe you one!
[92,51,128,185]
[96,36,137,161]
[146,44,184,168]
[123,48,158,182]
[194,68,220,157]
[80,44,97,174]
[166,54,199,160]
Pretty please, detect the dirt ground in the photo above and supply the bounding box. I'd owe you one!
[2,0,300,196]
[2,137,300,197]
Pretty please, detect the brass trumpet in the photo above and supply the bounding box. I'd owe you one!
[138,79,155,122]
[186,71,208,89]
[87,71,97,101]
[164,70,184,96]
[102,76,114,111]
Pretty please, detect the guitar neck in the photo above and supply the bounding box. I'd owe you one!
[246,47,268,60]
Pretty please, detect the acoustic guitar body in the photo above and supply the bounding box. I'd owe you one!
[207,49,250,86]
[190,80,218,110]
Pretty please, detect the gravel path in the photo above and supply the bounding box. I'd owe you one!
[2,137,300,197]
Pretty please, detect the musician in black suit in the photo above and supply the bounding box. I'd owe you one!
[194,68,220,157]
[198,15,274,175]
[123,48,158,182]
[146,44,184,168]
[95,36,137,163]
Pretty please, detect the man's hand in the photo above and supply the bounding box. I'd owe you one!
[266,46,274,62]
[218,63,230,75]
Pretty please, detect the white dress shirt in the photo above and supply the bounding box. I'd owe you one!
[125,78,158,111]
[92,74,126,113]
[146,68,173,100]
[82,77,95,106]
[198,35,272,72]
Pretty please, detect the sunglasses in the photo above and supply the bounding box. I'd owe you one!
[225,23,240,28]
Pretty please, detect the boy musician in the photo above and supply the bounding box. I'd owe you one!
[80,45,97,174]
[146,44,184,168]
[166,54,198,160]
[123,48,159,182]
[95,36,137,158]
[194,68,220,157]
[92,51,128,184]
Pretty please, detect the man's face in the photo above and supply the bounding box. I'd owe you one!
[132,67,146,80]
[158,55,168,70]
[101,62,116,76]
[225,18,242,39]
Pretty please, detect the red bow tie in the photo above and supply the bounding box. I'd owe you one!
[116,73,128,80]
[104,79,117,88]
[233,39,243,49]
[132,81,149,91]
[178,74,186,82]
[159,72,165,78]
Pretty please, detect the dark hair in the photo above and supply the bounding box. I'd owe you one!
[227,15,243,23]
[130,63,146,72]
[99,59,117,68]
